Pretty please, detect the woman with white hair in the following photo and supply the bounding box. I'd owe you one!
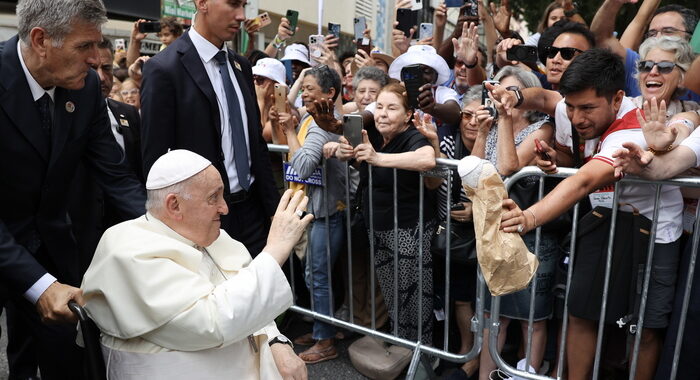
[342,66,390,114]
[634,36,698,117]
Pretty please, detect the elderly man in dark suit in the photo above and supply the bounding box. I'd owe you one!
[0,0,145,378]
[140,0,280,257]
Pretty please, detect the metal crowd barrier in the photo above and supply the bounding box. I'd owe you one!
[268,144,700,380]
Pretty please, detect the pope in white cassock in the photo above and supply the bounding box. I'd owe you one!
[80,150,312,380]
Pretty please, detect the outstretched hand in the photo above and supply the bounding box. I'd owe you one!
[264,190,314,266]
[307,98,342,134]
[612,142,654,178]
[452,22,479,67]
[414,111,438,144]
[639,97,676,152]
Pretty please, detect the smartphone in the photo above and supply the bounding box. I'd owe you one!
[138,21,161,34]
[534,139,552,161]
[507,45,538,63]
[356,37,372,56]
[419,23,434,40]
[482,80,499,119]
[274,83,288,112]
[328,23,341,39]
[401,64,427,109]
[249,12,272,30]
[353,17,367,41]
[114,38,126,52]
[343,115,364,147]
[411,0,423,11]
[396,9,417,38]
[463,0,478,17]
[445,0,465,7]
[309,35,325,59]
[286,9,299,36]
[451,203,466,211]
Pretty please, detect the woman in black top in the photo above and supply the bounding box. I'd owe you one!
[337,82,437,344]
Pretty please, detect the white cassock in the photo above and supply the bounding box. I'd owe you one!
[81,213,292,380]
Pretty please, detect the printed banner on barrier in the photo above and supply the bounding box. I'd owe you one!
[283,162,323,186]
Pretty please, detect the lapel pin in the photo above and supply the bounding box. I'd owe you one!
[234,61,242,71]
[65,101,75,113]
[119,118,129,127]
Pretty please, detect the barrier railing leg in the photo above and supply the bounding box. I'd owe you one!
[406,343,423,380]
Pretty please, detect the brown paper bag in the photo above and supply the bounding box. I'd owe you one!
[462,164,538,296]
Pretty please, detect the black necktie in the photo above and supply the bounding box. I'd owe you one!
[213,50,250,191]
[36,93,52,138]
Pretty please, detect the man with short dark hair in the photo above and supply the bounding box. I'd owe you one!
[499,48,683,380]
[0,0,145,377]
[140,0,279,257]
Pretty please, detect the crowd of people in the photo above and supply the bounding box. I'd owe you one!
[2,0,700,379]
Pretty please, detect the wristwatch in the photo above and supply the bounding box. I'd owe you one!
[269,335,294,348]
[511,88,524,108]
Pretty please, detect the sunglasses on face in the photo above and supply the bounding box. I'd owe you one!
[545,46,583,60]
[637,60,678,74]
[253,75,269,85]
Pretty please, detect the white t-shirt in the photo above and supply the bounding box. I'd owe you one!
[556,96,683,243]
[680,126,700,167]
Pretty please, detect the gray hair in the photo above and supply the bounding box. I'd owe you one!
[145,178,195,214]
[17,0,107,47]
[462,85,483,107]
[352,66,389,89]
[493,66,542,90]
[636,36,696,100]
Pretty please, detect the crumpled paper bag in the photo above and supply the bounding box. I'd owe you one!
[458,157,538,296]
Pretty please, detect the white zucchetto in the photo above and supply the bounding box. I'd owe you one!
[146,149,212,190]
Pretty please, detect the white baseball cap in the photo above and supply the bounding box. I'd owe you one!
[280,43,311,66]
[252,58,287,86]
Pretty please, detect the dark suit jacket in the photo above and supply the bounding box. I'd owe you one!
[69,99,144,274]
[140,31,279,220]
[0,36,146,294]
[107,98,144,183]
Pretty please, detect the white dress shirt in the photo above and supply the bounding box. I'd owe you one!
[106,102,126,151]
[188,27,254,192]
[17,40,57,304]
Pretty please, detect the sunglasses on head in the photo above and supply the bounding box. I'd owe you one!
[637,60,678,74]
[545,46,583,60]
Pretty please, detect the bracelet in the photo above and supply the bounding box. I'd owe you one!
[647,144,675,155]
[525,209,538,228]
[272,35,286,49]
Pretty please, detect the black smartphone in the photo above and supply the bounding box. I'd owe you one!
[463,0,478,17]
[482,80,499,119]
[396,9,417,38]
[451,203,466,211]
[286,10,299,35]
[283,59,293,85]
[343,115,364,147]
[328,23,341,39]
[445,0,465,6]
[353,17,367,41]
[356,37,372,56]
[138,21,161,34]
[507,45,538,62]
[401,64,427,109]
